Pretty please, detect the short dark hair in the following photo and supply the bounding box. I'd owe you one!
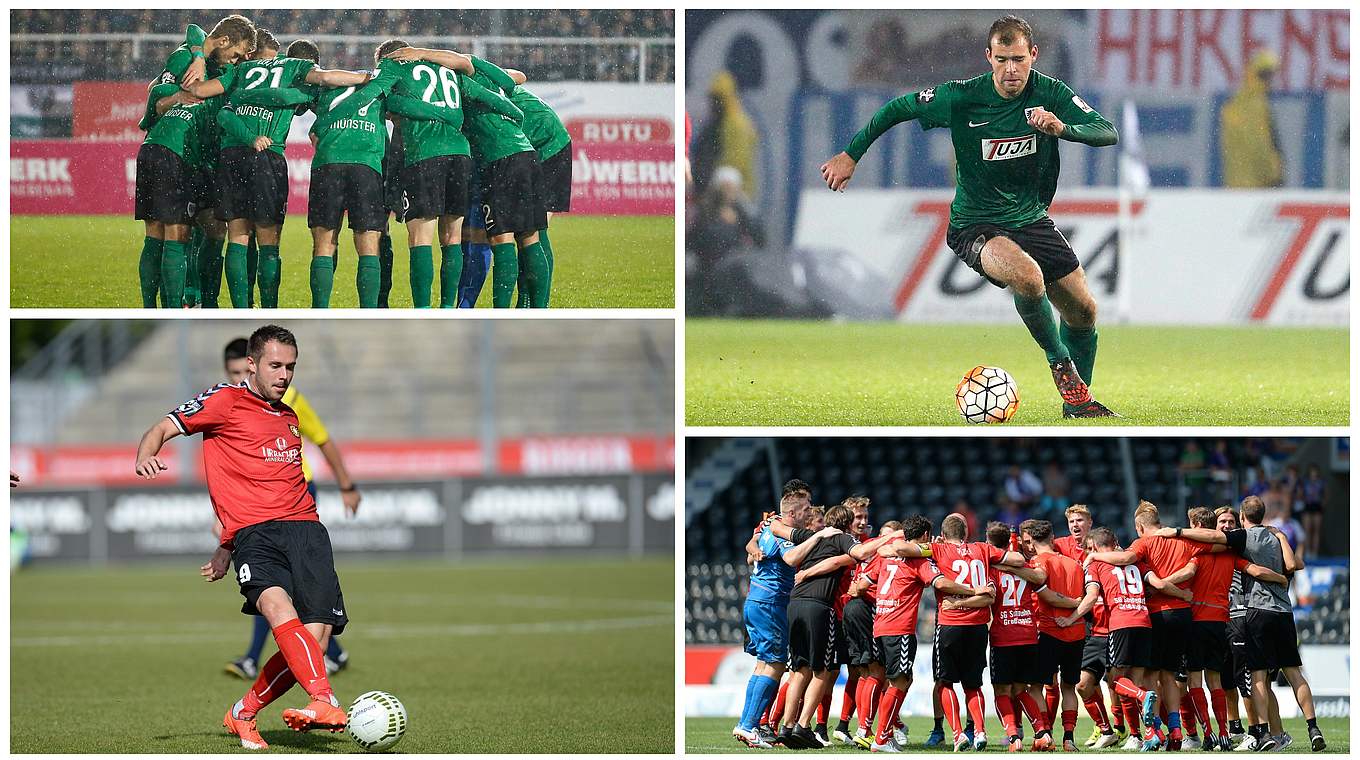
[375,38,410,67]
[825,504,853,531]
[248,325,297,362]
[1089,526,1117,550]
[1187,506,1215,529]
[286,39,319,63]
[1240,495,1267,524]
[1020,518,1054,544]
[988,14,1035,50]
[782,479,812,499]
[254,28,279,53]
[902,514,932,542]
[223,337,249,365]
[985,521,1012,549]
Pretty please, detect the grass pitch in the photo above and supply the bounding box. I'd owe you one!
[11,556,673,753]
[686,319,1349,426]
[10,214,673,308]
[685,716,1348,753]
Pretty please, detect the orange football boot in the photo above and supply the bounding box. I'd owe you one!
[223,706,269,750]
[282,698,348,732]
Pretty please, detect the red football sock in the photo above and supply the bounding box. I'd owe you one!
[1210,688,1229,737]
[1083,696,1110,731]
[1180,702,1198,737]
[1045,684,1059,727]
[875,687,905,746]
[1107,684,1125,730]
[271,618,332,702]
[1061,708,1078,734]
[1121,695,1142,731]
[818,689,831,725]
[1114,677,1147,701]
[771,679,790,729]
[939,683,963,736]
[1017,690,1047,732]
[238,650,296,718]
[1188,687,1212,735]
[857,676,883,733]
[995,694,1019,737]
[841,674,859,724]
[964,687,987,732]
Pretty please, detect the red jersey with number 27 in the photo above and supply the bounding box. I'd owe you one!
[931,541,1005,626]
[168,382,316,545]
[989,563,1038,646]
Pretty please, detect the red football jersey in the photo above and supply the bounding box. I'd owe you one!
[931,541,1004,626]
[1033,550,1087,642]
[1188,551,1249,623]
[169,382,316,545]
[1086,559,1152,630]
[872,555,942,637]
[1054,534,1088,563]
[1128,535,1202,612]
[856,553,883,605]
[989,563,1038,647]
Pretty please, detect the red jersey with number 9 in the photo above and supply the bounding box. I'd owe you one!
[989,562,1038,646]
[168,381,316,545]
[930,540,1005,626]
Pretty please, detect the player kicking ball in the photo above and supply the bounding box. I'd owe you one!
[134,325,348,749]
[820,15,1118,418]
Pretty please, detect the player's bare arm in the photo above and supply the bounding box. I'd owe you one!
[383,46,474,75]
[505,68,528,86]
[882,538,929,559]
[996,549,1028,566]
[134,417,183,479]
[1143,570,1193,601]
[305,68,371,88]
[848,530,903,561]
[846,575,871,598]
[1156,526,1225,544]
[1270,527,1305,572]
[1161,561,1198,586]
[1025,107,1065,137]
[200,545,232,582]
[931,575,981,598]
[1085,548,1137,566]
[781,526,841,567]
[156,89,202,116]
[793,553,855,584]
[1037,586,1080,608]
[317,439,360,515]
[1055,581,1101,627]
[1245,563,1289,585]
[999,563,1046,586]
[744,532,763,565]
[820,153,856,192]
[942,593,994,610]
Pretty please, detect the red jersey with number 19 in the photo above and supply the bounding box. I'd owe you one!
[931,540,1005,626]
[1086,559,1152,630]
[168,381,316,545]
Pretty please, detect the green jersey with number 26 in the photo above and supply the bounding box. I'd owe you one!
[373,59,470,165]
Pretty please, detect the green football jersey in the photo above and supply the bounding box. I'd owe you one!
[143,100,206,168]
[510,85,570,160]
[377,59,471,165]
[463,70,534,165]
[844,70,1117,230]
[217,56,318,155]
[310,84,388,174]
[139,24,217,132]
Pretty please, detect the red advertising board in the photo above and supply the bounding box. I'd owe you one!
[72,81,155,141]
[11,435,674,487]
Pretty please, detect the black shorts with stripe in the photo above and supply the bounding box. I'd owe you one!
[1081,634,1110,680]
[1187,619,1229,674]
[933,623,988,688]
[134,143,194,225]
[1108,626,1153,670]
[307,163,387,232]
[1037,632,1084,685]
[843,597,879,666]
[481,150,548,236]
[231,519,348,636]
[878,633,918,680]
[216,146,289,226]
[787,598,839,673]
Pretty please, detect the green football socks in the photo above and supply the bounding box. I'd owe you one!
[1012,292,1070,365]
[491,242,519,308]
[409,245,434,308]
[138,236,163,308]
[439,244,462,308]
[516,266,532,308]
[184,226,202,306]
[310,256,335,308]
[199,237,225,308]
[159,240,186,309]
[538,227,554,306]
[357,255,381,308]
[224,242,249,307]
[378,233,394,308]
[246,236,258,308]
[1060,322,1099,386]
[519,241,551,308]
[258,244,281,308]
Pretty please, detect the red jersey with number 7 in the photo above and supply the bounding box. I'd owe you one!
[931,540,1005,626]
[167,381,316,545]
[872,555,943,637]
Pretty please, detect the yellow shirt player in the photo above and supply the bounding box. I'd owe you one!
[219,337,361,680]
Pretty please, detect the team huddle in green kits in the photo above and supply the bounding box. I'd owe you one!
[135,14,572,309]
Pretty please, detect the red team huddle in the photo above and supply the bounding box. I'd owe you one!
[741,493,1322,753]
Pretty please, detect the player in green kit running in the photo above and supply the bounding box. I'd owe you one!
[183,34,372,308]
[821,15,1118,418]
[136,15,256,308]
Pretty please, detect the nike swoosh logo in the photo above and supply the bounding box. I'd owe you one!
[968,120,990,128]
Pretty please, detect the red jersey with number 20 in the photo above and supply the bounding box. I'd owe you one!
[931,540,1005,626]
[872,555,942,636]
[168,382,316,545]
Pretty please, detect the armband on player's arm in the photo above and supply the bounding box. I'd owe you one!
[386,93,460,125]
[471,56,519,92]
[844,93,918,161]
[1060,120,1118,147]
[232,86,314,108]
[462,76,524,123]
[216,107,256,145]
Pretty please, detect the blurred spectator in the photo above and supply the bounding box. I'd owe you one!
[1300,464,1326,556]
[1208,440,1233,502]
[1220,50,1283,188]
[686,166,766,313]
[1003,465,1042,511]
[1264,489,1306,559]
[1280,464,1303,514]
[1240,467,1268,500]
[692,71,758,197]
[853,18,913,85]
[1035,462,1069,523]
[1179,440,1207,504]
[995,497,1025,529]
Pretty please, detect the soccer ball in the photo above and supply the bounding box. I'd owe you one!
[954,365,1019,424]
[348,691,408,752]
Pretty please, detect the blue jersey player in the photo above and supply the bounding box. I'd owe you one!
[733,480,843,748]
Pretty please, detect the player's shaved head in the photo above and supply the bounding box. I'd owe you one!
[375,39,410,67]
[286,39,320,64]
[985,521,1011,549]
[1187,506,1215,529]
[1239,495,1266,526]
[987,14,1035,50]
[1089,527,1117,550]
[940,513,968,541]
[825,504,853,531]
[902,515,931,542]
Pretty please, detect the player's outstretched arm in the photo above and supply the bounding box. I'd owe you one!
[1037,586,1081,609]
[1086,549,1137,566]
[316,440,360,516]
[180,24,209,86]
[151,82,197,116]
[384,46,474,75]
[744,532,762,566]
[794,553,855,584]
[306,68,371,88]
[930,576,976,598]
[504,68,528,86]
[942,593,994,610]
[135,417,182,479]
[883,538,929,559]
[848,530,902,562]
[1158,526,1227,545]
[1244,563,1289,585]
[461,76,525,123]
[1056,582,1101,626]
[782,526,841,567]
[232,86,314,108]
[216,108,263,150]
[1144,570,1193,601]
[386,93,463,125]
[1272,528,1304,572]
[766,518,795,541]
[1001,563,1046,586]
[1162,561,1198,587]
[470,56,518,92]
